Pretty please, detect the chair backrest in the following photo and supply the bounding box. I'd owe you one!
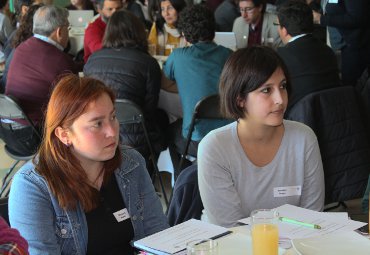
[115,99,145,125]
[0,197,9,225]
[115,99,169,206]
[0,94,40,137]
[178,95,226,172]
[285,86,370,204]
[0,95,27,120]
[186,94,224,145]
[167,164,203,226]
[355,69,370,130]
[193,94,223,120]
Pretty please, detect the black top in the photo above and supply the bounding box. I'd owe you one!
[277,34,341,109]
[86,174,134,255]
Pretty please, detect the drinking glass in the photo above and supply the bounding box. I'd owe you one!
[251,209,279,255]
[186,239,218,255]
[165,43,177,55]
[148,44,157,56]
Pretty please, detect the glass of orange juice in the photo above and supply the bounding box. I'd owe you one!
[251,209,279,255]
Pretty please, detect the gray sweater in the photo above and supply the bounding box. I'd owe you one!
[198,120,325,227]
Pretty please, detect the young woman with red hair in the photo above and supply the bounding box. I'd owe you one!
[9,74,168,255]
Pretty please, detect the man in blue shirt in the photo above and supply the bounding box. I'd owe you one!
[163,4,232,176]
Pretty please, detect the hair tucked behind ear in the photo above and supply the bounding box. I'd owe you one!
[219,46,291,120]
[35,74,121,211]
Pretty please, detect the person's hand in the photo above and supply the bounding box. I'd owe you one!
[312,10,321,25]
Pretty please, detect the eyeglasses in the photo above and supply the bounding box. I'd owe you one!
[161,5,175,12]
[62,24,71,30]
[239,6,255,13]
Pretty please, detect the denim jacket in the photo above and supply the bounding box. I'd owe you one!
[9,148,169,255]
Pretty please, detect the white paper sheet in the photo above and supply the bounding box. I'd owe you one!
[134,219,231,255]
[238,204,366,240]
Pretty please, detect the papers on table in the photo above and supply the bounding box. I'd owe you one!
[133,219,232,255]
[238,204,366,240]
[291,231,370,255]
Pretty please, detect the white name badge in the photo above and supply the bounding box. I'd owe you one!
[113,208,130,222]
[274,185,302,197]
[328,0,338,4]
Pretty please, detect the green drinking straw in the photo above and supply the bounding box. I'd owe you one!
[279,217,322,229]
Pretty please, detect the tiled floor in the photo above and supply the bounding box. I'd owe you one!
[0,139,16,178]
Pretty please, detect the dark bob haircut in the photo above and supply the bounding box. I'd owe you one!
[103,9,148,52]
[219,46,291,120]
[177,4,215,44]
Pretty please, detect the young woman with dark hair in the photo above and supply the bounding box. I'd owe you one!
[147,0,186,55]
[198,46,325,228]
[9,75,168,254]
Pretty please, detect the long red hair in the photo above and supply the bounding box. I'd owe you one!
[35,75,122,211]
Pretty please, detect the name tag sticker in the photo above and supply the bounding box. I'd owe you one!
[113,208,130,222]
[274,185,302,197]
[328,0,338,3]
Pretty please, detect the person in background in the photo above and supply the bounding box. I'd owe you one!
[163,4,232,175]
[313,0,370,86]
[66,0,95,11]
[232,0,281,49]
[198,46,325,227]
[3,5,79,157]
[0,217,28,255]
[214,0,240,32]
[14,0,35,21]
[147,0,160,23]
[0,0,15,63]
[122,0,148,27]
[276,0,340,109]
[84,9,167,175]
[9,75,169,254]
[147,0,186,56]
[83,0,122,62]
[136,0,150,22]
[1,4,43,91]
[2,0,35,61]
[205,0,223,12]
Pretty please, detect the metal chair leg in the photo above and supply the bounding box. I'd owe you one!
[142,124,169,207]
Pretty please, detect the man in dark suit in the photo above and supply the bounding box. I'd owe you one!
[313,0,370,86]
[276,0,341,109]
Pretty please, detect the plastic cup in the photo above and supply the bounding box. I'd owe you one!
[186,239,218,255]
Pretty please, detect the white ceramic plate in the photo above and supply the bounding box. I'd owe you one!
[291,231,370,255]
